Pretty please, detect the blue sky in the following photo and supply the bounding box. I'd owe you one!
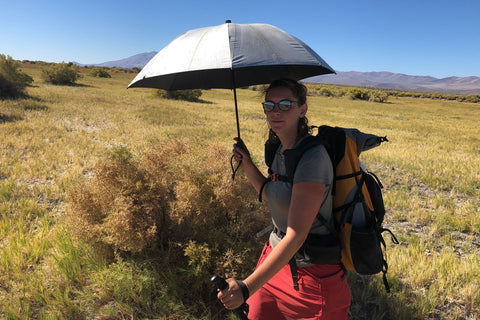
[1,0,479,78]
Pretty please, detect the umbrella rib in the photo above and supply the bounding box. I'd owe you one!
[188,29,210,71]
[251,25,279,62]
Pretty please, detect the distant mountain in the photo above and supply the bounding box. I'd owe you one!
[91,52,158,69]
[306,71,480,94]
[93,52,480,94]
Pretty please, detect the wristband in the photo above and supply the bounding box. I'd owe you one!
[236,280,250,301]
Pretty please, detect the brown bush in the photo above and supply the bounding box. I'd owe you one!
[67,146,170,253]
[67,139,269,279]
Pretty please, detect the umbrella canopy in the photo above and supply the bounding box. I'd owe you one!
[128,21,335,91]
[128,21,335,138]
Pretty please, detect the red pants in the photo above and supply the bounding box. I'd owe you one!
[247,242,351,320]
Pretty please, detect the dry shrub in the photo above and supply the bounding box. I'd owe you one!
[67,146,170,253]
[155,89,203,102]
[67,139,269,279]
[167,141,269,279]
[41,62,81,85]
[0,54,34,98]
[169,142,264,244]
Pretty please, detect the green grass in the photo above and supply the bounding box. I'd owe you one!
[0,62,479,319]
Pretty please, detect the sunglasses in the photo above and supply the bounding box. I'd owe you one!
[262,100,298,112]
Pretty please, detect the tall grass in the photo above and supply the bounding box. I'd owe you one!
[0,62,479,319]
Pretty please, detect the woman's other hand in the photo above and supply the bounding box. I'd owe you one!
[217,278,245,310]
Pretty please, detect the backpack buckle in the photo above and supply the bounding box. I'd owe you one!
[271,173,281,181]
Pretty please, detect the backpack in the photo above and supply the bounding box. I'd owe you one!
[260,125,399,292]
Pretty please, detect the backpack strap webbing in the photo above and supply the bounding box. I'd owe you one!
[273,227,300,291]
[258,173,291,202]
[288,257,299,291]
[379,227,399,293]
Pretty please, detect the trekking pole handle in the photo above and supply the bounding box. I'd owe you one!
[211,274,229,291]
[211,275,249,320]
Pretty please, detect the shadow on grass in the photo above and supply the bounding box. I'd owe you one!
[0,112,23,123]
[348,272,419,320]
[196,99,215,104]
[1,95,49,112]
[70,82,94,88]
[164,97,215,104]
[44,82,95,88]
[1,95,50,123]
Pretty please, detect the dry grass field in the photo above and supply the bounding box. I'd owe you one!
[0,63,479,319]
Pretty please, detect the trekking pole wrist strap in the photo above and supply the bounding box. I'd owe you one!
[236,280,250,301]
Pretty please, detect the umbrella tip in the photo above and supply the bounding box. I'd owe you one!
[225,19,231,23]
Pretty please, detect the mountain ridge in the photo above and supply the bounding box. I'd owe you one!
[306,71,480,94]
[91,51,157,69]
[86,52,480,94]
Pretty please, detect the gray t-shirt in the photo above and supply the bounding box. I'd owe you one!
[264,136,334,267]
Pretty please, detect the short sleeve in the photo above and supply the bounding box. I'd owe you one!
[293,145,333,185]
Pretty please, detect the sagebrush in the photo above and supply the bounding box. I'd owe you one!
[41,62,81,85]
[156,88,203,102]
[88,67,111,78]
[0,54,34,98]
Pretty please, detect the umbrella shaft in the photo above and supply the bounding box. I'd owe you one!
[233,87,241,138]
[231,69,241,139]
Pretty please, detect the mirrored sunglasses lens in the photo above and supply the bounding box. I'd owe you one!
[278,101,292,111]
[262,102,275,111]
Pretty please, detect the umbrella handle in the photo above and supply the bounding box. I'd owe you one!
[230,138,250,180]
[230,155,242,180]
[234,138,250,156]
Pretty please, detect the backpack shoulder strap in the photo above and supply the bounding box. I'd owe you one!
[264,135,325,178]
[264,139,280,170]
[260,140,280,202]
[260,134,325,202]
[283,135,324,180]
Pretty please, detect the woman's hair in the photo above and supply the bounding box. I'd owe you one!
[264,79,311,143]
[265,78,308,105]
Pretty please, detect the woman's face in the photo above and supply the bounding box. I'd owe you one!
[264,86,307,137]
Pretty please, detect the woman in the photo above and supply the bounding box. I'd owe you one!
[217,79,351,319]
